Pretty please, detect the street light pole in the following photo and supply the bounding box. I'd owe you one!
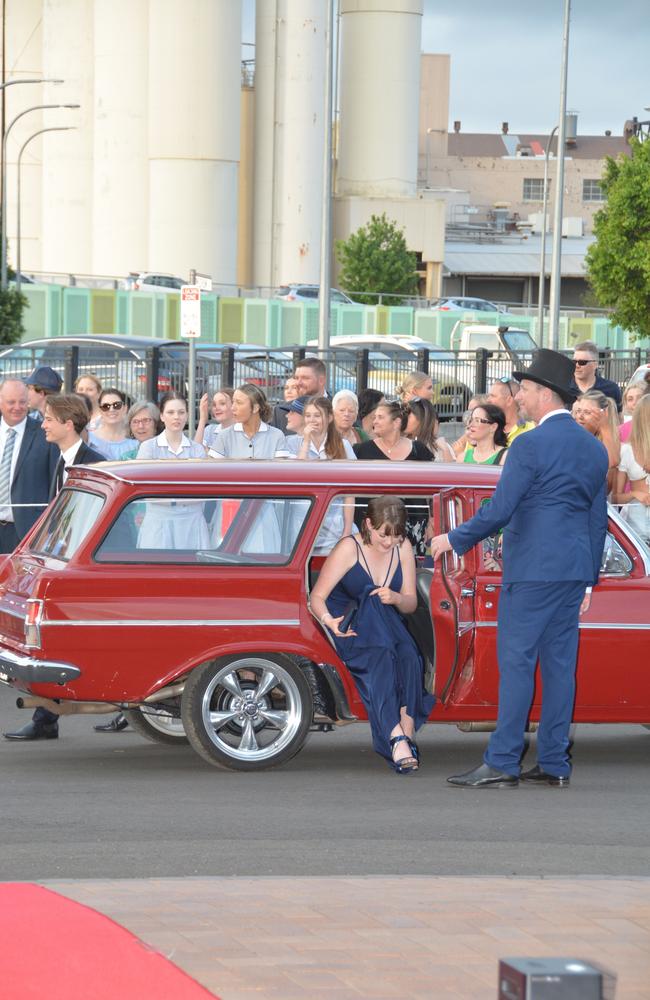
[547,0,572,352]
[537,125,558,345]
[1,101,79,289]
[16,125,75,291]
[317,0,335,356]
[0,77,63,249]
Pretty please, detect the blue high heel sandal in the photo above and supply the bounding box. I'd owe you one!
[389,734,419,774]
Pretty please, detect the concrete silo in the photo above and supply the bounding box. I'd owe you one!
[148,0,241,284]
[253,0,327,290]
[337,0,423,198]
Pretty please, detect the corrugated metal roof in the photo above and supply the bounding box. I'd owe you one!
[446,133,629,160]
[444,236,592,277]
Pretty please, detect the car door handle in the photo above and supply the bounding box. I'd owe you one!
[460,587,474,598]
[484,584,501,592]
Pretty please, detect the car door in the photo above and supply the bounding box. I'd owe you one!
[430,489,477,705]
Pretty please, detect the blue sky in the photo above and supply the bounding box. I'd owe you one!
[242,1,649,135]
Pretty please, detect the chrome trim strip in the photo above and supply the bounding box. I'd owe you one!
[474,621,650,631]
[41,618,301,628]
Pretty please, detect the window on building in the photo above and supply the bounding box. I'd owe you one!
[522,178,549,201]
[583,179,604,203]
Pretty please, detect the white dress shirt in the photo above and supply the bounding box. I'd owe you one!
[0,417,28,521]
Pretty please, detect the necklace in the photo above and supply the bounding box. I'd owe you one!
[380,435,401,457]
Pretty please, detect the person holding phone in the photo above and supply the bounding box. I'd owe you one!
[309,496,434,774]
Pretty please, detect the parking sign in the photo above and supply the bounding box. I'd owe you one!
[180,285,201,339]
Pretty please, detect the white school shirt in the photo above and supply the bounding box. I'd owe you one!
[209,422,289,460]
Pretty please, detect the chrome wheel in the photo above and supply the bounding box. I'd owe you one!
[181,654,313,771]
[125,702,189,746]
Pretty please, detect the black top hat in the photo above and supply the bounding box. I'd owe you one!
[513,349,577,405]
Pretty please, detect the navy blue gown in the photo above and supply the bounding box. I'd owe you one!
[325,538,435,766]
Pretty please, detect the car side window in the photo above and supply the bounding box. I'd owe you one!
[600,533,633,577]
[444,497,464,574]
[95,495,312,565]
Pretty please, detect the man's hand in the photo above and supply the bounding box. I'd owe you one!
[429,533,452,562]
[579,591,592,615]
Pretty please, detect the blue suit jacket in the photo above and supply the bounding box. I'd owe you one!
[10,419,60,539]
[448,412,609,585]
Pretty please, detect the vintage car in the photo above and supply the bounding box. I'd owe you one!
[0,460,648,771]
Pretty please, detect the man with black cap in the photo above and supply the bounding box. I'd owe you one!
[24,365,63,423]
[430,349,609,788]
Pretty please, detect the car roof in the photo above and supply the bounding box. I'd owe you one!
[70,459,501,491]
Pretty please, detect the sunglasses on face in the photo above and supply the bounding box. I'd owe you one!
[574,359,595,367]
[99,400,124,412]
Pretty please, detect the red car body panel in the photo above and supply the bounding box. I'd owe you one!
[0,459,648,726]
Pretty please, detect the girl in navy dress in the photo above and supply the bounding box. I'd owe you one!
[309,496,434,773]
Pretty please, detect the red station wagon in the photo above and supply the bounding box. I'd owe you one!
[0,460,649,771]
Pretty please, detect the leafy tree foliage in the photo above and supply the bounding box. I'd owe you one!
[335,213,419,305]
[586,138,650,341]
[0,285,27,345]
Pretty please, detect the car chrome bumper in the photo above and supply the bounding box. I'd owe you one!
[0,646,81,686]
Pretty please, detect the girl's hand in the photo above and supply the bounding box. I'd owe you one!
[327,614,356,637]
[198,394,209,420]
[370,586,397,605]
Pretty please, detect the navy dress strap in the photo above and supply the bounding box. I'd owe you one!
[352,536,396,588]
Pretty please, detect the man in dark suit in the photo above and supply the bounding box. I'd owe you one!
[3,394,104,742]
[430,350,609,788]
[0,379,59,555]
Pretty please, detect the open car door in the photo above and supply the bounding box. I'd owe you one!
[431,489,476,704]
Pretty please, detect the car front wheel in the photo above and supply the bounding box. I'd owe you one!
[181,654,313,771]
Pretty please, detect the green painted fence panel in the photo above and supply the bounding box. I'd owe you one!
[277,303,303,346]
[338,305,365,336]
[90,290,116,334]
[243,299,268,345]
[21,286,49,339]
[63,288,91,335]
[116,290,130,334]
[130,295,155,337]
[199,294,218,342]
[386,308,414,336]
[218,298,244,343]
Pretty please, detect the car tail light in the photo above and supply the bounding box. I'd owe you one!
[438,305,449,310]
[24,599,44,649]
[285,295,296,301]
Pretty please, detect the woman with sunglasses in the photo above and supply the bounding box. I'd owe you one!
[88,388,135,460]
[463,403,508,466]
[452,394,489,459]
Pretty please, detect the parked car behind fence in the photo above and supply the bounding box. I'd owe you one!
[1,336,647,422]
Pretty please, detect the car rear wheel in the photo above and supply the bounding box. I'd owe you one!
[125,703,189,746]
[181,654,313,771]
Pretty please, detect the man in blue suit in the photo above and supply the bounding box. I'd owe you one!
[430,350,609,788]
[0,379,59,555]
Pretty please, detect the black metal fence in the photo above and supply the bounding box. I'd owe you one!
[1,343,648,422]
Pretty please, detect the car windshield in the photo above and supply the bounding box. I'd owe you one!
[29,489,105,562]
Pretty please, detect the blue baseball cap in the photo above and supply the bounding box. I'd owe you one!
[288,394,310,415]
[24,366,63,392]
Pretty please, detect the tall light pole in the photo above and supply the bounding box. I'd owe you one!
[16,125,75,291]
[547,0,572,351]
[537,125,558,345]
[317,0,335,355]
[1,101,79,289]
[0,77,63,247]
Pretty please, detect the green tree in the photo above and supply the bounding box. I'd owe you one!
[585,137,650,341]
[335,213,419,305]
[0,284,27,345]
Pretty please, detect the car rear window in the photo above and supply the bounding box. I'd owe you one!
[95,495,312,565]
[29,489,105,561]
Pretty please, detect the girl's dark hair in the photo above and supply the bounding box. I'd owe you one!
[376,399,409,432]
[357,388,384,421]
[236,383,271,422]
[159,391,188,414]
[474,403,508,447]
[407,398,440,457]
[98,387,127,405]
[359,495,407,544]
[304,395,347,459]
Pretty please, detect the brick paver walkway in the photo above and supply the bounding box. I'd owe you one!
[47,877,650,999]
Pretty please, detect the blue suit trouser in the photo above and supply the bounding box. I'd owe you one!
[484,580,586,778]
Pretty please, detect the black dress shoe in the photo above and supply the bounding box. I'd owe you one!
[447,762,518,788]
[521,764,570,787]
[3,721,59,741]
[94,713,128,733]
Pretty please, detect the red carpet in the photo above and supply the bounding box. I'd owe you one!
[0,884,218,999]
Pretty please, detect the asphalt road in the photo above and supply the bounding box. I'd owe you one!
[1,685,648,881]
